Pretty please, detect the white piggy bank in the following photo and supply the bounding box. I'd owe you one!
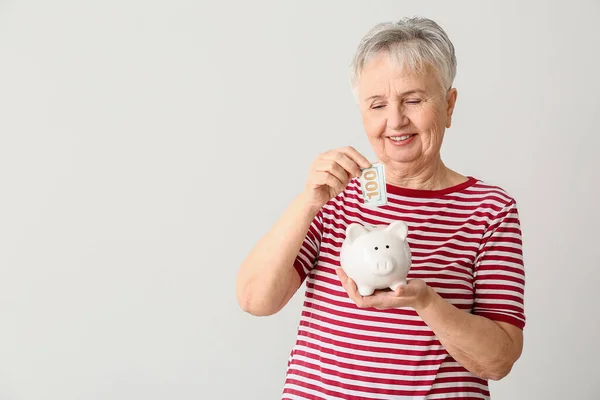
[339,221,412,296]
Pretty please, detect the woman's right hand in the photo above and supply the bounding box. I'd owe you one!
[301,146,372,212]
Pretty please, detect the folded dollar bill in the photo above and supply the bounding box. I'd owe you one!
[359,163,387,207]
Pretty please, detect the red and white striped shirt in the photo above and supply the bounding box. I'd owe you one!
[283,176,526,399]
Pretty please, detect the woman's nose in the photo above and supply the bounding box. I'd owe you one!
[386,105,409,129]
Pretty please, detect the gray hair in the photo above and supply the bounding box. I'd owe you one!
[350,17,457,96]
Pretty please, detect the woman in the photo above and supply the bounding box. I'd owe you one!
[236,16,525,399]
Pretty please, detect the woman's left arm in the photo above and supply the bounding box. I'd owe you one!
[415,284,523,380]
[336,198,525,380]
[335,272,523,381]
[417,198,526,380]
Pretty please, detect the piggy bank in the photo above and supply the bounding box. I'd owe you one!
[339,221,412,296]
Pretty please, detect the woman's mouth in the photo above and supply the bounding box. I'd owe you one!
[387,134,417,146]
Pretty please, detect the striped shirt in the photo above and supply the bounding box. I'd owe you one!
[282,176,526,399]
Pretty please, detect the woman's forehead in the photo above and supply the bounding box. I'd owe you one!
[358,67,438,100]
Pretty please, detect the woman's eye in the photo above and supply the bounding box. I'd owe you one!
[406,100,421,105]
[372,104,386,109]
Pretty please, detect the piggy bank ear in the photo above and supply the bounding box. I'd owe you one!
[385,221,408,241]
[345,223,370,244]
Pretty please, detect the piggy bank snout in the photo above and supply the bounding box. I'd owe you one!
[372,257,396,276]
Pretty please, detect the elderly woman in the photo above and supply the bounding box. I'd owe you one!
[236,16,525,399]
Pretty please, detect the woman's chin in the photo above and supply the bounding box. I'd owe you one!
[383,148,421,165]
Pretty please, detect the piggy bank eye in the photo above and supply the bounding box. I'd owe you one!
[386,245,390,249]
[374,246,378,250]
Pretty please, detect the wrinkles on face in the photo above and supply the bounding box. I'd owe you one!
[357,52,454,182]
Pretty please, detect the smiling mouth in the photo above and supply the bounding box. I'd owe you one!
[388,134,417,142]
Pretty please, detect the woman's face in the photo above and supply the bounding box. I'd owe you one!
[356,52,457,171]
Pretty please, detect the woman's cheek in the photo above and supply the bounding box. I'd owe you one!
[363,114,386,139]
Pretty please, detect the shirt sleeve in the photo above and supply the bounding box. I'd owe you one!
[292,209,324,282]
[473,199,526,329]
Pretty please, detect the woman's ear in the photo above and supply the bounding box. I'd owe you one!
[446,88,458,128]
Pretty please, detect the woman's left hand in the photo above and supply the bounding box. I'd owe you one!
[336,268,435,311]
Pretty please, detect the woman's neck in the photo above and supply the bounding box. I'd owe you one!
[384,157,465,190]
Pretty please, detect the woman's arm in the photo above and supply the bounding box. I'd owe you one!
[236,146,371,316]
[416,285,523,380]
[336,271,523,380]
[236,193,318,316]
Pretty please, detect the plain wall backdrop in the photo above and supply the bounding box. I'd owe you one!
[1,0,599,399]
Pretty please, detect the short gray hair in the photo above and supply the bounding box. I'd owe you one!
[350,17,457,95]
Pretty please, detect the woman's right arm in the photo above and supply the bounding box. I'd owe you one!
[235,146,371,316]
[235,193,320,316]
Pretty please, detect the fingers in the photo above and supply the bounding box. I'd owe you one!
[307,147,367,197]
[312,171,345,194]
[320,152,361,180]
[303,146,371,210]
[337,146,372,170]
[336,268,415,310]
[315,158,352,184]
[336,269,370,308]
[310,146,370,190]
[393,279,421,297]
[321,146,371,178]
[394,284,407,297]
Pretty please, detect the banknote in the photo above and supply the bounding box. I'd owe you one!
[359,163,387,206]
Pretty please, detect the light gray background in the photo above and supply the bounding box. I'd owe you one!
[0,0,598,399]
